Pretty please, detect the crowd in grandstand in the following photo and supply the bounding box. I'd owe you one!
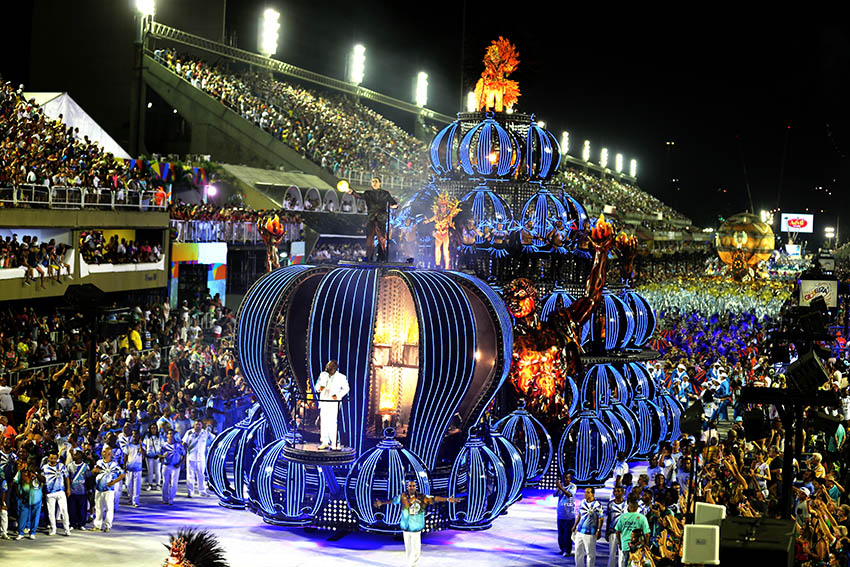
[0,292,252,539]
[0,235,73,288]
[560,169,689,224]
[307,240,367,264]
[154,49,428,179]
[78,231,163,266]
[0,80,158,196]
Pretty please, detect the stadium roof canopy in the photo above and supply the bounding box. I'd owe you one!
[24,92,131,159]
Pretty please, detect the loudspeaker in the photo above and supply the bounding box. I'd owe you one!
[682,524,720,565]
[719,517,795,567]
[742,408,770,442]
[787,350,829,393]
[694,502,726,527]
[680,400,704,437]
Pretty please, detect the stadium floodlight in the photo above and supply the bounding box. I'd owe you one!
[600,148,609,169]
[561,131,569,155]
[415,72,429,108]
[825,226,835,236]
[259,8,280,57]
[582,140,591,162]
[615,153,623,173]
[349,44,366,85]
[205,184,218,197]
[537,121,546,128]
[630,158,637,177]
[467,91,476,112]
[760,209,773,224]
[136,0,155,16]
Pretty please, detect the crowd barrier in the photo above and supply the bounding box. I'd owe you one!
[0,185,167,211]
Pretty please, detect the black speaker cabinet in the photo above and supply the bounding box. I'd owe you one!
[719,517,795,567]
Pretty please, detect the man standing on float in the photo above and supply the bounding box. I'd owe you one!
[344,176,397,262]
[316,360,349,450]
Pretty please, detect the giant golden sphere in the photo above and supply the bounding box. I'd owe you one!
[715,212,775,268]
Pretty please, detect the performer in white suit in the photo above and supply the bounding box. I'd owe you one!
[315,360,349,450]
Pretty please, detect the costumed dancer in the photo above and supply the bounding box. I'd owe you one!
[519,218,540,278]
[257,214,286,272]
[490,219,510,280]
[66,449,91,531]
[315,360,349,450]
[459,217,482,270]
[92,446,125,532]
[398,216,419,263]
[344,176,398,262]
[182,420,214,497]
[160,429,186,505]
[124,430,144,507]
[42,449,71,536]
[163,528,230,567]
[374,479,462,567]
[547,219,570,286]
[426,191,461,270]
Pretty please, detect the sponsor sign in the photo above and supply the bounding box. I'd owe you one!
[780,213,814,233]
[799,279,838,308]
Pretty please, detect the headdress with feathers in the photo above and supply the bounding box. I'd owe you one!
[164,528,230,567]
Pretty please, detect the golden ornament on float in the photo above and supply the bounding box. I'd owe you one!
[715,212,775,268]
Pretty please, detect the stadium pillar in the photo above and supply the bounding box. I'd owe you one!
[130,13,149,157]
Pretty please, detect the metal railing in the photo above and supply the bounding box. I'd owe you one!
[0,185,168,211]
[340,170,425,192]
[169,219,301,244]
[147,22,454,124]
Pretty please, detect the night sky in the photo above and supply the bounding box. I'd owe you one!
[6,2,850,239]
[226,2,850,236]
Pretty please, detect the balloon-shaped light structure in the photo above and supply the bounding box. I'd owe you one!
[448,432,509,530]
[494,399,553,486]
[558,405,617,487]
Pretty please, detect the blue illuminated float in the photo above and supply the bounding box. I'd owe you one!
[579,363,631,408]
[621,289,656,348]
[587,289,635,352]
[486,423,524,508]
[621,361,657,402]
[448,432,509,530]
[655,387,684,443]
[519,186,571,246]
[558,404,617,487]
[209,263,514,531]
[345,428,432,533]
[630,388,667,459]
[495,400,553,486]
[597,402,637,460]
[539,288,590,346]
[522,118,561,181]
[460,185,513,242]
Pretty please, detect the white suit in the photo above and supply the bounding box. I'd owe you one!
[315,370,349,448]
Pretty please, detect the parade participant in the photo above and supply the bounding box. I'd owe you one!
[374,479,462,567]
[124,430,144,507]
[67,448,90,531]
[0,468,7,539]
[459,217,482,270]
[614,499,650,567]
[344,176,398,262]
[398,216,418,261]
[556,471,577,556]
[163,527,231,567]
[574,486,604,567]
[161,429,186,505]
[14,456,44,539]
[426,192,461,270]
[92,445,125,532]
[547,219,570,284]
[42,449,71,536]
[489,219,510,279]
[183,420,214,497]
[607,485,627,567]
[519,218,539,277]
[143,422,163,491]
[315,360,349,450]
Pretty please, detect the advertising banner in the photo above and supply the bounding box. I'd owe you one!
[799,279,838,308]
[780,213,814,233]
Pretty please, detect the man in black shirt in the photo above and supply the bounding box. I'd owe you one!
[345,176,397,262]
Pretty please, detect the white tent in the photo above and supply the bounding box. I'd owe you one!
[23,92,131,159]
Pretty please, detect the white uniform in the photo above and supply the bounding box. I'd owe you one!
[182,427,214,496]
[93,459,122,531]
[315,370,349,448]
[42,462,70,535]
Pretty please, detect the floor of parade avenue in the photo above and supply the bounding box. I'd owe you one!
[2,461,653,567]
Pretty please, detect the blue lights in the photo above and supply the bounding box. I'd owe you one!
[597,403,637,461]
[558,406,617,488]
[621,361,657,402]
[524,120,561,181]
[655,388,683,442]
[459,114,521,178]
[587,290,635,352]
[448,432,509,530]
[579,363,630,408]
[519,187,570,247]
[495,400,553,486]
[621,290,656,348]
[460,186,513,243]
[344,428,432,533]
[486,424,524,508]
[629,391,666,459]
[429,121,461,175]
